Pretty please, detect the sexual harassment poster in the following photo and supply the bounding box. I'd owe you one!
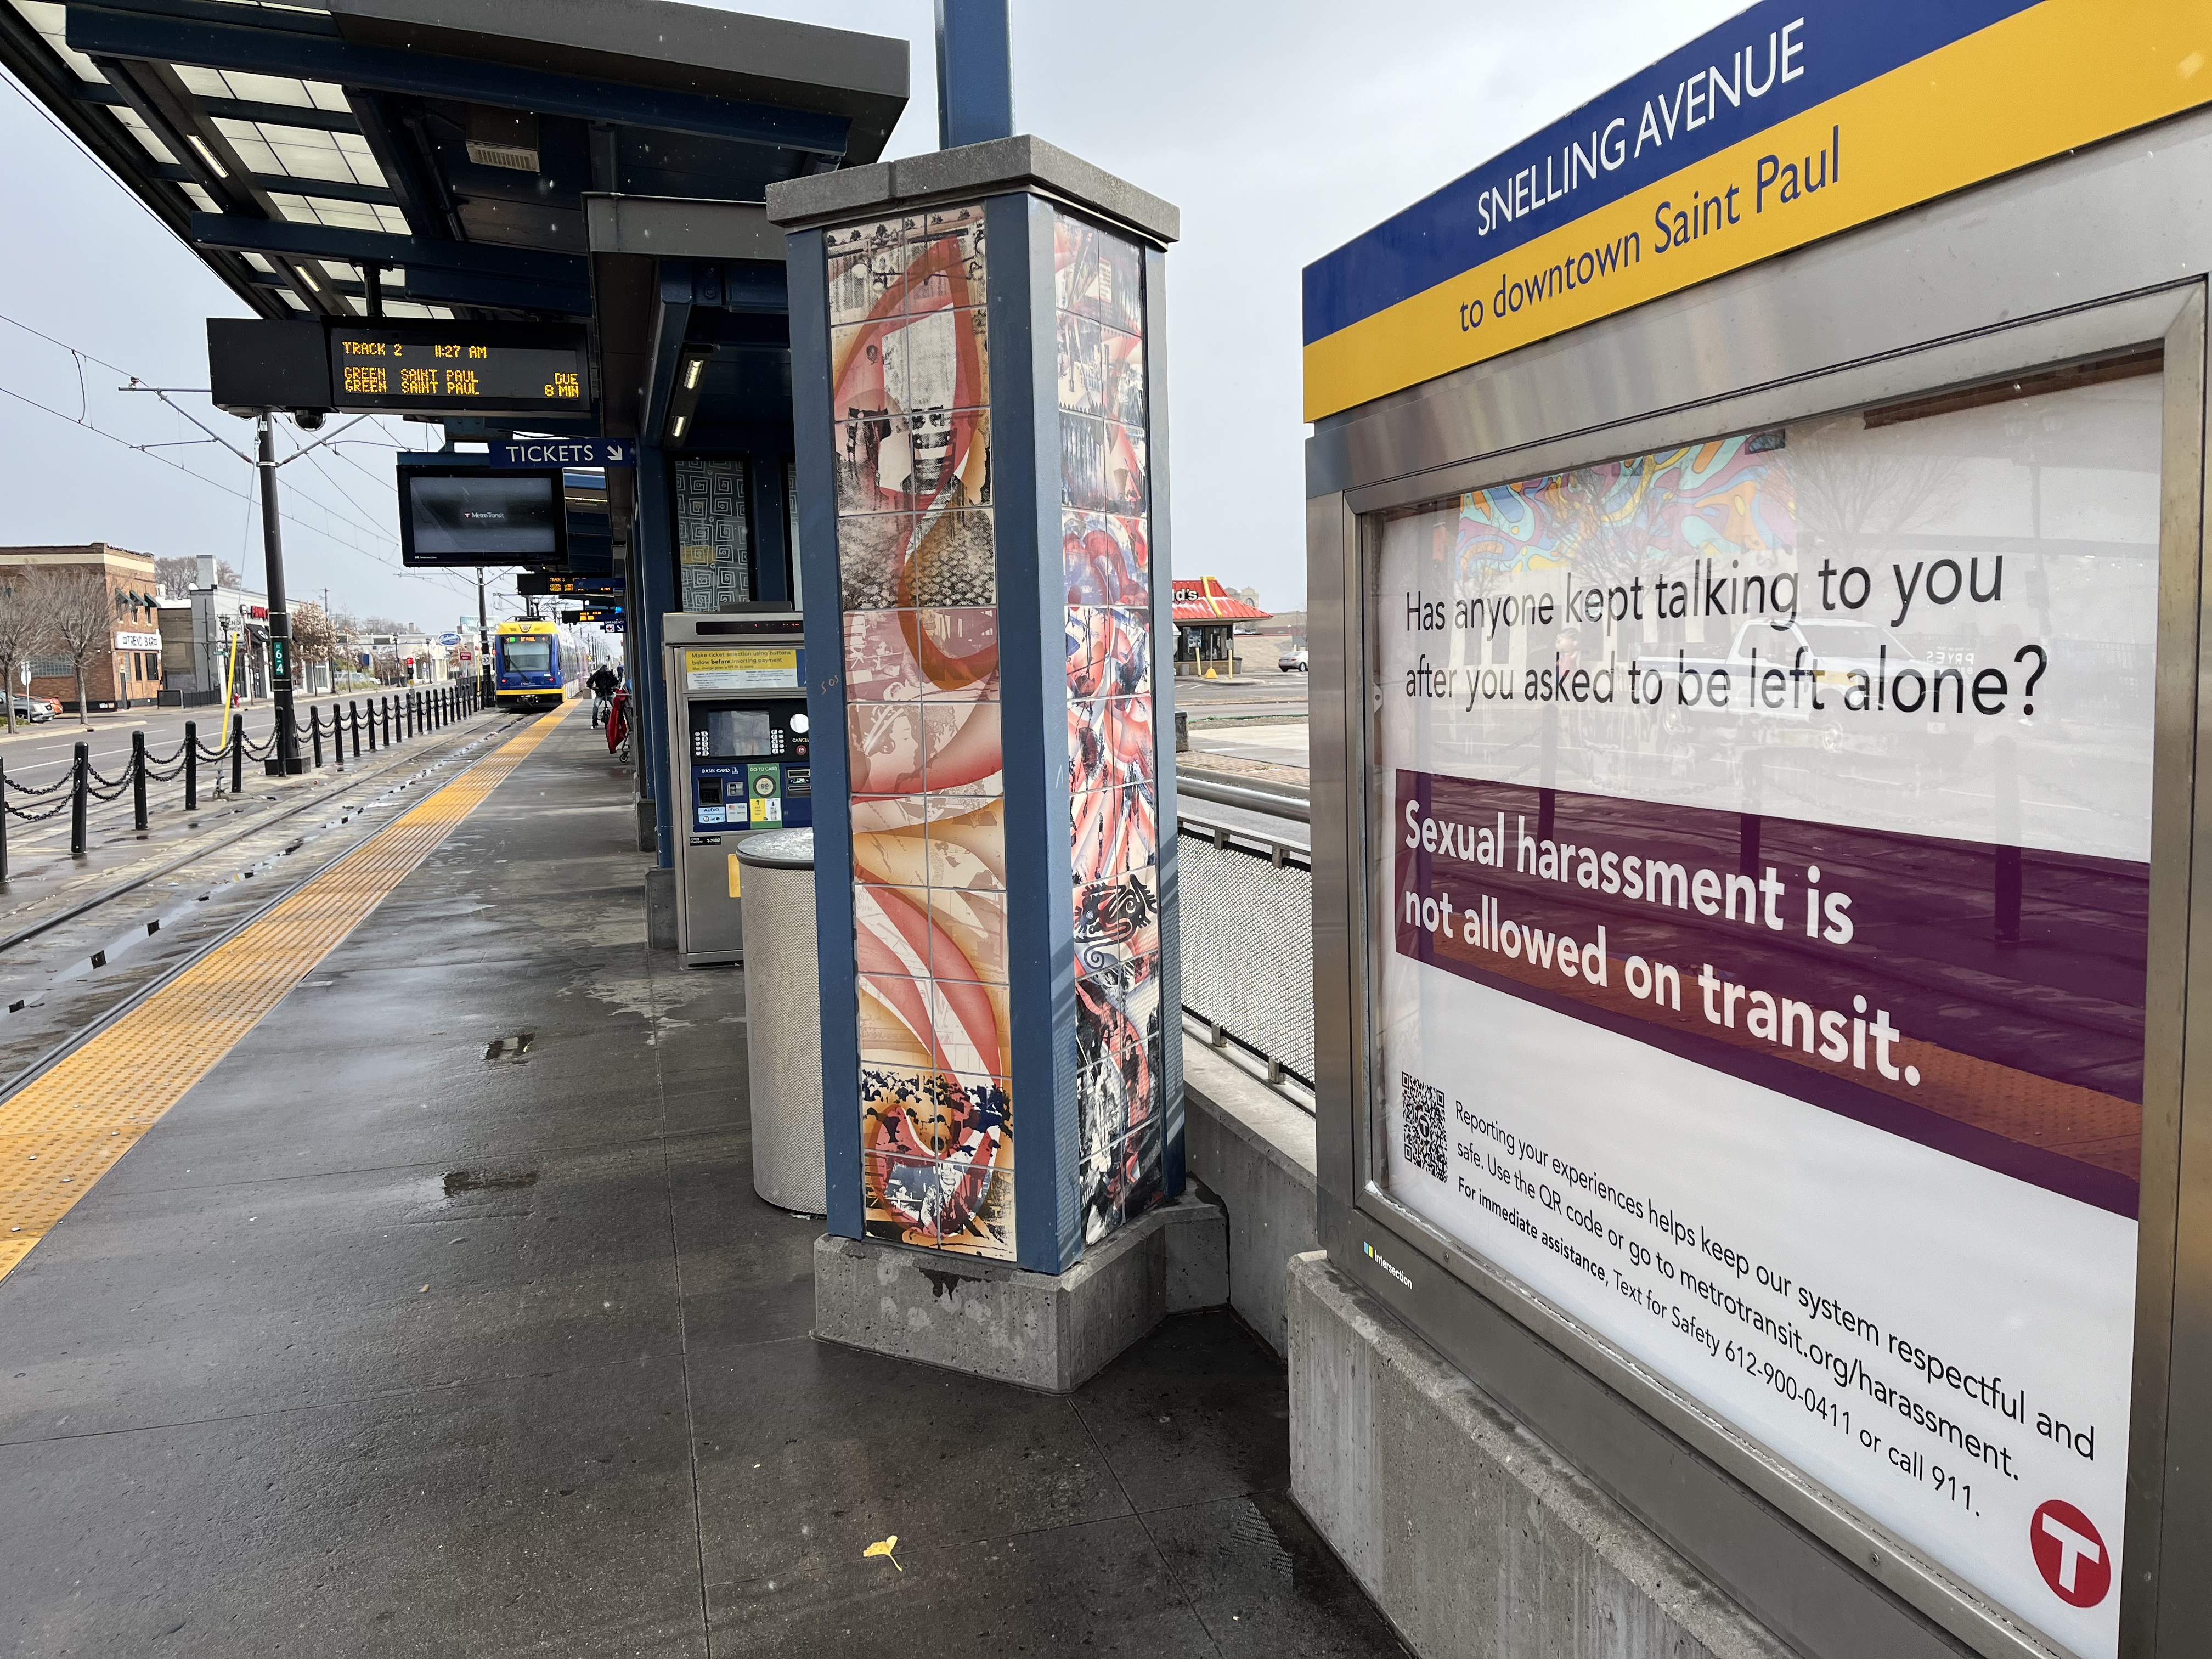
[1373,374,2158,1655]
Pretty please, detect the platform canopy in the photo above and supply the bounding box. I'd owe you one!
[0,0,907,449]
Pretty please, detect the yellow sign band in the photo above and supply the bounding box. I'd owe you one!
[1304,0,2212,420]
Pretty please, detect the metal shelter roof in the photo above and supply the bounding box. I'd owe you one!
[1,0,907,453]
[2,0,903,322]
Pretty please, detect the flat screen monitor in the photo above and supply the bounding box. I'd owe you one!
[399,467,566,567]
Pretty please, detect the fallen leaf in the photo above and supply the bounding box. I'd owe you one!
[863,1534,902,1572]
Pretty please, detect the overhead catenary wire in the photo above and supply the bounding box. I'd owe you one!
[0,312,487,607]
[0,75,503,627]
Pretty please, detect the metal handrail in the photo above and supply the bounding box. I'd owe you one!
[1174,770,1311,822]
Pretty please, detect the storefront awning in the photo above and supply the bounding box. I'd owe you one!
[1171,575,1269,625]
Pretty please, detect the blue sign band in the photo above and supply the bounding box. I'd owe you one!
[1301,0,2033,347]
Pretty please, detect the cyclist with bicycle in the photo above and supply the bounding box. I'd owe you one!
[588,662,619,727]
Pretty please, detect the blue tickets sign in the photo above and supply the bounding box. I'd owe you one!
[489,437,634,469]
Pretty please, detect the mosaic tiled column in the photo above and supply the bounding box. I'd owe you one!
[778,150,1182,1274]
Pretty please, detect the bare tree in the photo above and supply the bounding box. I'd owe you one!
[40,570,116,728]
[0,568,57,735]
[151,556,241,597]
[153,556,194,599]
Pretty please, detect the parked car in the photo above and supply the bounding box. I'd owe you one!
[1279,646,1308,673]
[8,695,53,723]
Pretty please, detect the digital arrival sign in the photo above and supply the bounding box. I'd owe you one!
[1370,370,2158,1655]
[329,324,587,416]
[1301,0,2212,420]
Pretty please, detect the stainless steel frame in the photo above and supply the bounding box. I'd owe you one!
[1308,108,2212,1659]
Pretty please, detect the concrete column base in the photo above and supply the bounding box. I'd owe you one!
[645,867,676,952]
[634,797,657,853]
[814,1193,1228,1391]
[1289,1252,1790,1659]
[1184,1042,1318,1356]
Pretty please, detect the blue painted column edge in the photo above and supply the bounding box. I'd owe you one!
[994,191,1083,1276]
[1143,242,1186,1203]
[751,450,792,605]
[788,226,865,1240]
[636,443,679,868]
[934,0,1014,150]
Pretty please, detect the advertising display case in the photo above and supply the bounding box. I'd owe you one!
[1304,5,2212,1657]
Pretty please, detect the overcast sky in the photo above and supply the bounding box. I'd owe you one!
[0,0,1741,624]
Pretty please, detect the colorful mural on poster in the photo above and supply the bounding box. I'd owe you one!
[1057,210,1165,1244]
[830,203,1015,1258]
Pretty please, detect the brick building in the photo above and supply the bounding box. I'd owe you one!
[0,544,165,713]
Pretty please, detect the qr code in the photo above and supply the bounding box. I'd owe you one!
[1400,1072,1448,1181]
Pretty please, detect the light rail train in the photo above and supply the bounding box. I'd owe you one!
[493,620,570,708]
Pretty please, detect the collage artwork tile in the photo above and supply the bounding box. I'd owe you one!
[830,202,1165,1258]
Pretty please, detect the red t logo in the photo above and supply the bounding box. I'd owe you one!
[2030,1500,2111,1608]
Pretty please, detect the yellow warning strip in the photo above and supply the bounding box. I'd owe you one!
[0,705,574,1279]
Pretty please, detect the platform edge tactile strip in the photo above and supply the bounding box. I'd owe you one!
[0,706,575,1278]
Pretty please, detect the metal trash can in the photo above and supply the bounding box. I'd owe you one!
[734,828,826,1214]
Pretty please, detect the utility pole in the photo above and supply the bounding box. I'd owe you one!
[477,568,493,703]
[256,412,304,773]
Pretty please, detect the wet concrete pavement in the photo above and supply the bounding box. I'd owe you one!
[0,715,1404,1657]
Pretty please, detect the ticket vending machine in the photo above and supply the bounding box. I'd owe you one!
[662,611,811,968]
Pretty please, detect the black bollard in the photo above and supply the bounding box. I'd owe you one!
[232,719,244,794]
[132,730,148,832]
[71,741,88,856]
[184,720,198,810]
[311,707,323,769]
